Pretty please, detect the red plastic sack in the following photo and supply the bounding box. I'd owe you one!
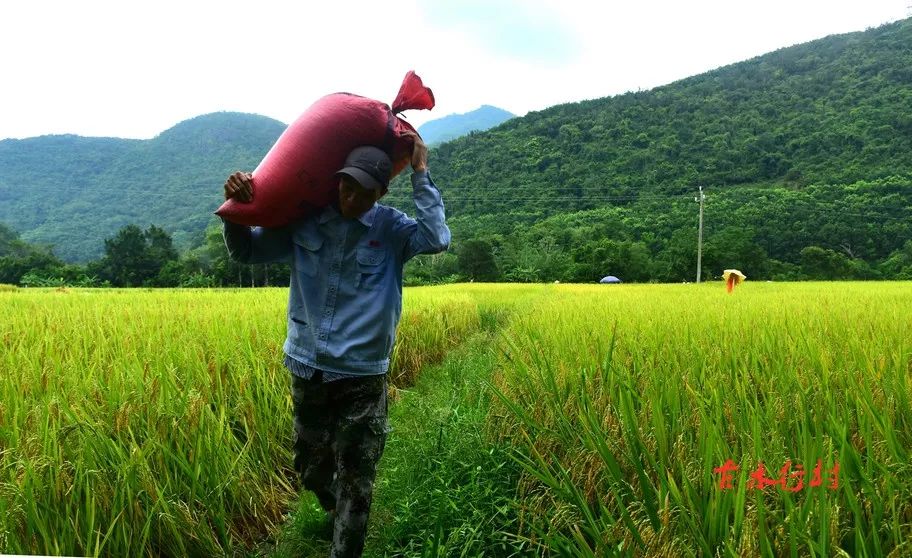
[216,71,435,227]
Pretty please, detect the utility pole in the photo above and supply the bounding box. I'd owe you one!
[695,186,705,283]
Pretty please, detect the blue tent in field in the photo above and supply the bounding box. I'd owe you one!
[599,275,622,284]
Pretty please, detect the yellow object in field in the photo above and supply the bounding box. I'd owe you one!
[723,269,746,293]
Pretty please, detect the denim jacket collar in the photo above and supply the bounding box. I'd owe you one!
[357,205,377,228]
[318,204,376,228]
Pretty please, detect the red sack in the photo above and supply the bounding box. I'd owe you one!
[216,71,435,227]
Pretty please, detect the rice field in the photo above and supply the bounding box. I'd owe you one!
[492,282,912,556]
[0,286,489,556]
[1,282,910,556]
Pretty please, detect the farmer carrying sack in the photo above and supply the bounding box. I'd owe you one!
[216,71,435,227]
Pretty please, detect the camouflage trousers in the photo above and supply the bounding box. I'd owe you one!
[290,371,388,558]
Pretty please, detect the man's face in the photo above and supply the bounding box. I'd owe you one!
[338,176,383,219]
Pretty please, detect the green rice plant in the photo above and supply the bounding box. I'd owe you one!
[6,282,908,556]
[492,282,912,556]
[389,287,480,387]
[265,283,550,557]
[0,285,497,556]
[389,284,549,388]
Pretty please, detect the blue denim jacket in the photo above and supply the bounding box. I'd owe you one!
[222,170,450,376]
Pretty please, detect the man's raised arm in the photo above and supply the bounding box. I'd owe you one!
[221,171,293,264]
[393,132,451,262]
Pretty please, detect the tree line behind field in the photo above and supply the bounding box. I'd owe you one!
[2,190,911,288]
[3,19,912,286]
[0,222,284,288]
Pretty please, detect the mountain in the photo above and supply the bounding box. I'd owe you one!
[0,113,285,261]
[2,18,911,273]
[417,105,515,145]
[398,19,912,218]
[381,17,912,279]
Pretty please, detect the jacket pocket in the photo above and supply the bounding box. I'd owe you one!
[292,229,323,277]
[356,245,387,290]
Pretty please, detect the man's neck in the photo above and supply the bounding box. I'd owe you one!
[329,200,376,224]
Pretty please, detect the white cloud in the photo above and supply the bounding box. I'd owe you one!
[0,0,908,139]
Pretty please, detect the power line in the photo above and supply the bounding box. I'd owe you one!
[441,200,911,210]
[4,184,912,213]
[8,181,912,200]
[5,184,698,200]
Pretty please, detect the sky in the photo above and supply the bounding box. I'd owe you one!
[1,0,909,141]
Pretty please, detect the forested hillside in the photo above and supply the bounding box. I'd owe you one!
[388,17,912,282]
[2,19,911,282]
[0,113,284,261]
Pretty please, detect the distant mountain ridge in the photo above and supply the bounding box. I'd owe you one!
[2,18,911,267]
[380,18,912,278]
[386,18,912,220]
[418,105,515,145]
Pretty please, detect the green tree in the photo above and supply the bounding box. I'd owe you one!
[654,229,698,283]
[404,251,460,285]
[146,225,179,268]
[0,223,76,285]
[799,246,853,279]
[702,227,770,280]
[90,224,180,287]
[457,239,499,281]
[571,239,654,283]
[879,240,912,279]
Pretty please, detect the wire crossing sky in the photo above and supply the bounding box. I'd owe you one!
[1,0,909,141]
